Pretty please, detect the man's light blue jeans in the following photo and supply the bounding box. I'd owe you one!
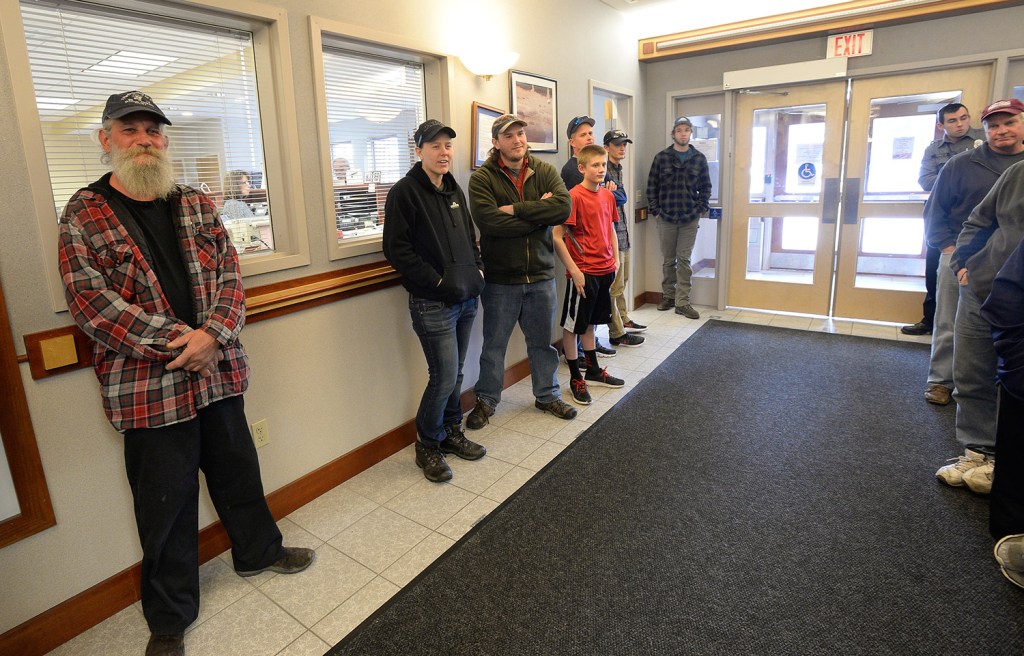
[475,279,561,407]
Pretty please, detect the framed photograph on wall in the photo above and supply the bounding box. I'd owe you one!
[509,70,558,152]
[471,101,504,169]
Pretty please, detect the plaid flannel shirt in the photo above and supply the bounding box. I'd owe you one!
[645,145,711,224]
[58,181,249,431]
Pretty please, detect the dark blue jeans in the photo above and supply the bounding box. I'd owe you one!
[476,279,561,407]
[409,295,478,444]
[123,396,283,634]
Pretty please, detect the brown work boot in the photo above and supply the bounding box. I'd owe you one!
[924,384,951,405]
[236,547,316,577]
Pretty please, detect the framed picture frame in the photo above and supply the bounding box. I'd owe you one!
[509,70,558,152]
[471,101,503,169]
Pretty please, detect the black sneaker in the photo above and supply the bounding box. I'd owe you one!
[146,633,184,656]
[610,333,645,348]
[535,397,578,419]
[465,397,494,430]
[237,546,316,577]
[623,320,647,332]
[657,298,674,311]
[585,367,625,388]
[415,441,453,482]
[675,304,700,319]
[901,321,932,335]
[441,425,486,460]
[594,339,616,358]
[568,378,592,405]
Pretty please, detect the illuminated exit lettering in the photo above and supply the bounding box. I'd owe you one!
[827,30,873,59]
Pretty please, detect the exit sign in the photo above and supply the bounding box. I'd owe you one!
[827,30,873,59]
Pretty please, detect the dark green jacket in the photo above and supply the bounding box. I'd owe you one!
[468,153,571,284]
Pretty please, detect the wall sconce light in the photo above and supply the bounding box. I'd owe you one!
[459,50,520,81]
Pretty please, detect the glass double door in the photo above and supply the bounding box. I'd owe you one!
[728,65,991,321]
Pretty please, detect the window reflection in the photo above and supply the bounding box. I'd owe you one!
[863,91,962,201]
[745,216,818,285]
[749,105,826,203]
[854,217,927,292]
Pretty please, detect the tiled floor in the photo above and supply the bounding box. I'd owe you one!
[46,305,929,656]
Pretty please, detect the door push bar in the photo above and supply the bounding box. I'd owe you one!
[842,178,861,225]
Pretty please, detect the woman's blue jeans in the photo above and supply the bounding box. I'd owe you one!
[409,295,478,444]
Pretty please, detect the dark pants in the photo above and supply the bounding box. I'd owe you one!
[921,244,939,327]
[991,386,1024,540]
[124,396,283,634]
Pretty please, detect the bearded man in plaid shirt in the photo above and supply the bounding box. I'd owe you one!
[57,91,313,656]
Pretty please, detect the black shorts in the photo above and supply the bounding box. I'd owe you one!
[560,271,615,334]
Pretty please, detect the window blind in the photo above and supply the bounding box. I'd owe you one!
[21,0,273,251]
[321,45,425,239]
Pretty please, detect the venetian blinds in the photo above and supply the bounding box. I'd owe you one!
[321,45,425,240]
[21,0,273,251]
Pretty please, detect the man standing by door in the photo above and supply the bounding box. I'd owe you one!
[935,98,1024,494]
[924,100,1024,411]
[902,103,983,338]
[918,104,986,406]
[646,116,712,319]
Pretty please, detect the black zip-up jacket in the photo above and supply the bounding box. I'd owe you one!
[383,162,484,304]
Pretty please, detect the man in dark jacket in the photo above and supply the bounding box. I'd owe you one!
[646,116,712,319]
[922,103,1016,407]
[938,98,1024,495]
[464,114,577,429]
[980,238,1024,589]
[383,120,486,482]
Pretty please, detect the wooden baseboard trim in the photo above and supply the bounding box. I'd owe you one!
[0,363,522,655]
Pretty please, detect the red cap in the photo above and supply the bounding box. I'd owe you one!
[980,98,1024,122]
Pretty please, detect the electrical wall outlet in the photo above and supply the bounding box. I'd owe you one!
[251,418,270,448]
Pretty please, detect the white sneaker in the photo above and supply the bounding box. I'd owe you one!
[935,448,988,487]
[995,534,1024,590]
[963,459,994,494]
[995,534,1024,572]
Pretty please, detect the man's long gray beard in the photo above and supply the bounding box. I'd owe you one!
[111,145,176,200]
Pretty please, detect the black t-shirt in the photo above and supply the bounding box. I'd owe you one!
[102,182,196,328]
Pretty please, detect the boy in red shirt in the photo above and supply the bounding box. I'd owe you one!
[554,144,626,405]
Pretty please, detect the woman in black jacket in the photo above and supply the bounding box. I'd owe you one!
[383,120,486,483]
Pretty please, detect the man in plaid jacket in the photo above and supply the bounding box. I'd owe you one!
[58,91,313,656]
[646,116,712,320]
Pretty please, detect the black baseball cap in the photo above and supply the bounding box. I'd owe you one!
[414,119,456,147]
[673,116,692,128]
[102,90,171,125]
[566,115,595,139]
[603,129,633,145]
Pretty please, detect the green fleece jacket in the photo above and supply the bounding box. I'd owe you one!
[468,153,571,284]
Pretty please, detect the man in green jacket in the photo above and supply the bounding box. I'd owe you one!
[465,114,577,428]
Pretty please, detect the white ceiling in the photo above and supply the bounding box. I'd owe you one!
[599,0,854,39]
